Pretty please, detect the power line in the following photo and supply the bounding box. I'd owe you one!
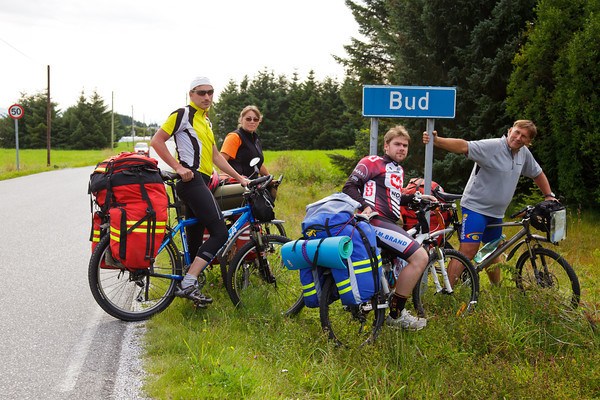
[0,36,43,65]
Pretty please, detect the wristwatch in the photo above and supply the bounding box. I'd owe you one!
[544,192,555,198]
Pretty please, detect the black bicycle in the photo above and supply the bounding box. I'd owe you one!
[430,188,580,309]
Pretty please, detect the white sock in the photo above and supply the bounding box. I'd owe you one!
[181,273,197,289]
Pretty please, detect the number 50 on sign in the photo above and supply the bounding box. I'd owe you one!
[9,104,25,120]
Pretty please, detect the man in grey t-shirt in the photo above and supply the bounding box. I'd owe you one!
[423,120,556,285]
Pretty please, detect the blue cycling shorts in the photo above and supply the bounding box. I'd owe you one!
[460,207,503,244]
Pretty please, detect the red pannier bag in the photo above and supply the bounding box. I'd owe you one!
[401,178,451,242]
[89,152,168,270]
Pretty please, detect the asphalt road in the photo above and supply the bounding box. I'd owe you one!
[0,167,146,400]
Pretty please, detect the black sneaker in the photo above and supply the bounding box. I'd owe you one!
[175,285,213,304]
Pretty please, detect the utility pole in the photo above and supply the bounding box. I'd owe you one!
[131,105,135,149]
[111,92,114,150]
[46,65,51,166]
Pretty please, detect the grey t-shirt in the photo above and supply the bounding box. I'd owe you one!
[461,136,542,218]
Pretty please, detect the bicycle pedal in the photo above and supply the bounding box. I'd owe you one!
[193,301,208,309]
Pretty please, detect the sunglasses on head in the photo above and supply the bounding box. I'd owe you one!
[244,117,260,122]
[193,89,214,96]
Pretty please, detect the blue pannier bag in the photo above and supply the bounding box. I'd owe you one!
[281,236,353,308]
[299,193,381,307]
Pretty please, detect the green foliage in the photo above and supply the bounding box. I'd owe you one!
[507,0,600,208]
[0,92,57,149]
[0,90,135,151]
[213,70,356,151]
[340,0,537,195]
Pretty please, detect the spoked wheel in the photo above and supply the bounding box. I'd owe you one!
[515,247,580,308]
[318,274,386,347]
[88,235,181,321]
[226,234,303,313]
[262,221,287,237]
[413,248,479,318]
[218,221,287,285]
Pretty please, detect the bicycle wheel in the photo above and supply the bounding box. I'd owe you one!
[515,247,580,308]
[413,248,479,318]
[88,235,180,321]
[218,221,287,283]
[319,274,386,347]
[227,234,303,313]
[263,221,287,237]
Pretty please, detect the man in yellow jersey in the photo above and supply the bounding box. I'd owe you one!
[151,77,249,306]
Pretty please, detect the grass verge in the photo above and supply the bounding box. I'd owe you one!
[143,152,600,399]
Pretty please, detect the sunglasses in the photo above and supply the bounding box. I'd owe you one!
[193,89,214,96]
[244,117,260,122]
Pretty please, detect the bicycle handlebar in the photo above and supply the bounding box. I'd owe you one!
[409,192,449,212]
[161,170,180,182]
[247,174,272,188]
[160,169,272,190]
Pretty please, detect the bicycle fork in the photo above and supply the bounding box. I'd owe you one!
[251,229,277,285]
[525,244,552,288]
[428,247,454,295]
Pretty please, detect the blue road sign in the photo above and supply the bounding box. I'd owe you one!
[362,85,456,118]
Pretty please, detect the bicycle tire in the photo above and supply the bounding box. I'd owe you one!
[412,248,479,318]
[263,221,287,237]
[515,246,580,308]
[218,221,287,285]
[319,274,386,347]
[88,235,181,321]
[226,234,302,313]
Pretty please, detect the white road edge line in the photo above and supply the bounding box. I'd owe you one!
[56,307,104,393]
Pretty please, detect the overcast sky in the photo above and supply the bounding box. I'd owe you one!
[1,0,359,124]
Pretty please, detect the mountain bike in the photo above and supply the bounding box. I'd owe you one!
[88,172,294,321]
[379,192,479,319]
[429,188,580,309]
[284,194,478,347]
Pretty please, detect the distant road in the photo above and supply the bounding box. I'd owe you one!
[0,168,146,399]
[149,137,175,172]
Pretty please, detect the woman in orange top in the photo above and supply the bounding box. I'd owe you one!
[220,105,269,177]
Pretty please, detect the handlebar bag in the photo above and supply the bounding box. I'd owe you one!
[531,200,566,242]
[248,189,275,222]
[88,152,168,270]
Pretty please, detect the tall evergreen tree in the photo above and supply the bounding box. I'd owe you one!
[313,77,354,149]
[59,91,112,149]
[247,69,290,150]
[0,92,56,149]
[339,0,537,192]
[508,0,600,207]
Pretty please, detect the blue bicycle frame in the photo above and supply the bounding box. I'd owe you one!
[154,203,261,281]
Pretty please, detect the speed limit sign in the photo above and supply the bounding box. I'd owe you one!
[8,104,24,120]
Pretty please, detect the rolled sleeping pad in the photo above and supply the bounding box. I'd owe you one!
[281,236,353,270]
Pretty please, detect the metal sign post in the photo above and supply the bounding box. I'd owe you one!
[362,86,456,222]
[8,104,25,171]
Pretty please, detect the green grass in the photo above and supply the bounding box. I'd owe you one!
[142,152,600,400]
[2,146,598,398]
[0,142,139,180]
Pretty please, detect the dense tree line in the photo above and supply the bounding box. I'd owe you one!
[338,0,599,208]
[212,69,356,150]
[507,0,600,207]
[0,72,357,151]
[0,90,156,150]
[1,0,598,208]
